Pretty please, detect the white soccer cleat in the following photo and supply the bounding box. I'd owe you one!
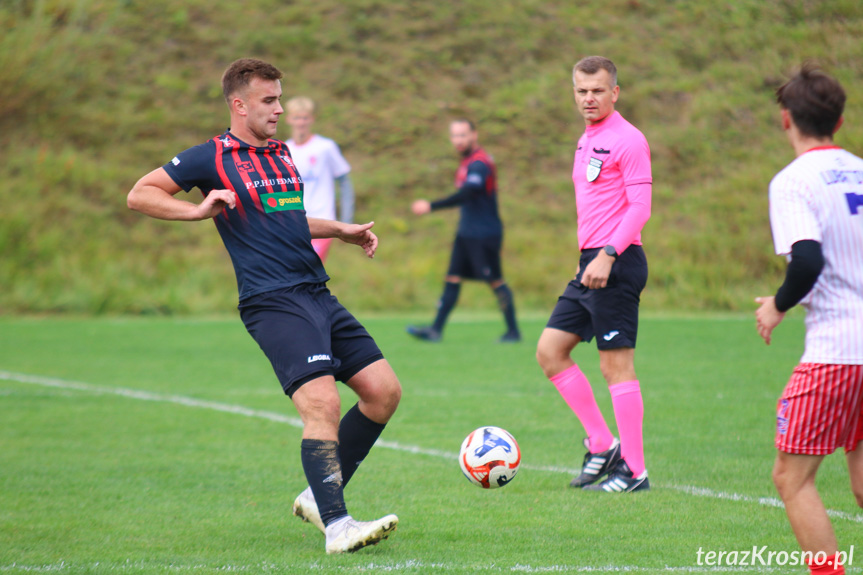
[324,514,399,554]
[292,486,326,534]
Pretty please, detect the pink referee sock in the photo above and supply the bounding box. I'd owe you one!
[609,380,645,476]
[550,364,614,453]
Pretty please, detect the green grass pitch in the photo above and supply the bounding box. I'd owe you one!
[1,314,860,574]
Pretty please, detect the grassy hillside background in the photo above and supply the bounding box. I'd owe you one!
[2,0,863,315]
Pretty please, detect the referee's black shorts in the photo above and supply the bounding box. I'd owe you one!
[239,283,384,397]
[546,245,648,350]
[447,234,503,282]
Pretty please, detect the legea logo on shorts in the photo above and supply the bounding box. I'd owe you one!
[307,354,331,364]
[261,192,304,213]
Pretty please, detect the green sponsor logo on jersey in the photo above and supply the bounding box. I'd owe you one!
[261,192,304,213]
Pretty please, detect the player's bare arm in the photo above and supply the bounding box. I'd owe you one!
[308,218,378,259]
[128,167,236,221]
[754,296,786,345]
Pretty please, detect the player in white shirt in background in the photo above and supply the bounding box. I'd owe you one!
[756,62,863,575]
[285,97,354,263]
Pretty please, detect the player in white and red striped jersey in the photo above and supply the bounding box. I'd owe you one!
[285,96,354,264]
[755,63,863,575]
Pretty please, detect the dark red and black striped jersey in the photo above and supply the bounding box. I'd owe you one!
[163,130,328,302]
[430,147,502,239]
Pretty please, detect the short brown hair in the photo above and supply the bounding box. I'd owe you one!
[776,62,845,138]
[450,118,476,131]
[573,56,618,87]
[221,58,283,102]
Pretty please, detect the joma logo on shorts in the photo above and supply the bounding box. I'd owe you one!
[307,354,331,363]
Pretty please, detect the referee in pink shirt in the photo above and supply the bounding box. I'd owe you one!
[536,56,652,493]
[756,63,863,575]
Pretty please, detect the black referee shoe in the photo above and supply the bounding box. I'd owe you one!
[583,459,650,493]
[569,438,621,488]
[406,325,441,342]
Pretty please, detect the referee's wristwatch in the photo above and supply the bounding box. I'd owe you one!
[603,245,618,259]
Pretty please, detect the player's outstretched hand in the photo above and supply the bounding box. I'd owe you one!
[754,296,785,345]
[411,200,431,215]
[338,221,378,259]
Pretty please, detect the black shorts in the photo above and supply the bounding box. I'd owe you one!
[239,284,384,397]
[447,235,503,281]
[546,246,648,350]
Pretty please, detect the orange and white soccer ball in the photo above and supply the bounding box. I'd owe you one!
[459,426,521,489]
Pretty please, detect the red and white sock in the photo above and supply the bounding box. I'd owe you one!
[609,380,645,476]
[550,364,614,453]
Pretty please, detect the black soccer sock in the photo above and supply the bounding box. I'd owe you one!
[338,403,387,487]
[493,283,519,333]
[432,281,461,333]
[300,439,348,526]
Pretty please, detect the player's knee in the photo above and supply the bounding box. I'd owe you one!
[300,399,342,435]
[598,351,636,385]
[536,343,563,377]
[384,378,402,414]
[535,342,550,370]
[771,456,813,501]
[771,463,787,495]
[369,376,402,419]
[599,365,634,386]
[771,456,795,495]
[318,397,343,425]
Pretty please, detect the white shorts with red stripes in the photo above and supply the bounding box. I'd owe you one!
[776,363,863,455]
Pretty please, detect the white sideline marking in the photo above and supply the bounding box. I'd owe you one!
[0,370,306,427]
[0,560,825,573]
[2,370,862,526]
[668,483,863,524]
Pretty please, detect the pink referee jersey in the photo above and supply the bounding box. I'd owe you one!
[573,111,652,252]
[768,146,863,365]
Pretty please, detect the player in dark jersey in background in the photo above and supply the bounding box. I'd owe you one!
[127,58,400,555]
[407,119,520,343]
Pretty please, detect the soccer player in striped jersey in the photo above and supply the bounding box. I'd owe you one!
[755,63,863,575]
[127,59,400,555]
[536,56,652,493]
[407,119,520,343]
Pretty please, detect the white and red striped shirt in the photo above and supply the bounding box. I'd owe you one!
[285,134,351,221]
[769,146,863,364]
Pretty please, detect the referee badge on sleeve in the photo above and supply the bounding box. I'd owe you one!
[587,157,603,182]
